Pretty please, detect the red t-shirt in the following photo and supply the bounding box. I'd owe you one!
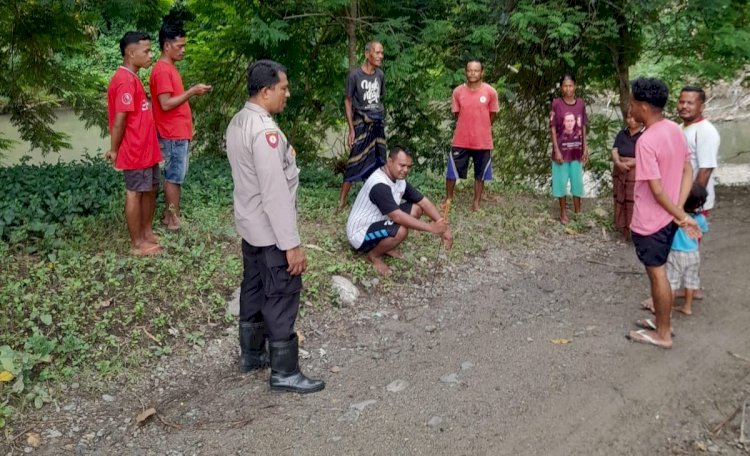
[107,67,161,170]
[149,60,193,140]
[451,83,499,150]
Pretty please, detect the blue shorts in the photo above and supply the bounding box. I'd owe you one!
[159,138,190,184]
[551,160,584,197]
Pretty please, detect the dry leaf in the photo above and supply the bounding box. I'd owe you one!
[564,227,577,235]
[136,407,156,425]
[695,441,707,452]
[296,330,305,345]
[330,366,341,373]
[0,371,13,382]
[26,432,41,448]
[551,338,572,345]
[95,298,112,309]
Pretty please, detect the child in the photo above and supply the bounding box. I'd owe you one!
[638,183,708,318]
[669,183,709,315]
[549,73,588,224]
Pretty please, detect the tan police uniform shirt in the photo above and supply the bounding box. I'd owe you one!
[226,102,300,251]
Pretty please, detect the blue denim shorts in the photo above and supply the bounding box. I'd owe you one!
[159,138,190,184]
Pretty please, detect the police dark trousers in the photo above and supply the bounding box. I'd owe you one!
[239,240,301,339]
[238,241,324,393]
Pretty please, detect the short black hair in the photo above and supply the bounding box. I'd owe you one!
[119,31,151,57]
[466,60,483,70]
[159,22,185,50]
[681,85,706,103]
[560,72,576,85]
[388,145,412,158]
[631,77,669,110]
[247,60,287,97]
[684,183,708,213]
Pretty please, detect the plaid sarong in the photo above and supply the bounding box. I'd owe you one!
[344,114,386,182]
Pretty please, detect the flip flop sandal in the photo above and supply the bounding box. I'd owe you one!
[635,319,675,336]
[626,329,672,349]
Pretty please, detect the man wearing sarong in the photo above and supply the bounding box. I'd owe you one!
[338,41,386,210]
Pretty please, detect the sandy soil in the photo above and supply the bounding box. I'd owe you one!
[5,186,750,456]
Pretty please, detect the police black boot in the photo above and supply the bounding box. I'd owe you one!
[239,321,270,372]
[269,335,325,394]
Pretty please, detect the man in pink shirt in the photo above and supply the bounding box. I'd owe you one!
[150,22,211,231]
[627,77,701,349]
[445,60,499,211]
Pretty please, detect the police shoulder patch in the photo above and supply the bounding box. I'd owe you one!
[265,131,279,148]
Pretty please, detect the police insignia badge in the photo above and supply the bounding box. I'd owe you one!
[265,131,279,148]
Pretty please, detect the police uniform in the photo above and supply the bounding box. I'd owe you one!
[226,101,301,343]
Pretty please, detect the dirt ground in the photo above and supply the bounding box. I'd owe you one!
[4,186,750,456]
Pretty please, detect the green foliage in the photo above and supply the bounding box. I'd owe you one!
[0,156,120,249]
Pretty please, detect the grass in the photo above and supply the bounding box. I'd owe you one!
[0,155,613,433]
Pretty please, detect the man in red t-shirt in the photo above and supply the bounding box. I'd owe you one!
[445,60,500,212]
[106,31,163,256]
[150,22,211,231]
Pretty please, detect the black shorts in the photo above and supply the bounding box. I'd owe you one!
[446,147,493,181]
[632,222,678,267]
[357,202,412,253]
[123,164,160,192]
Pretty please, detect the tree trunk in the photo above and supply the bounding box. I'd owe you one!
[347,0,358,70]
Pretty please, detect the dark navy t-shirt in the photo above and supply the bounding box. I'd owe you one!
[346,67,385,118]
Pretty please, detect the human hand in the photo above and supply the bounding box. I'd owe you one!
[582,151,589,166]
[104,149,117,164]
[190,84,212,96]
[615,160,630,173]
[286,246,307,276]
[676,216,702,239]
[554,151,564,164]
[430,218,448,235]
[441,229,454,250]
[347,129,355,148]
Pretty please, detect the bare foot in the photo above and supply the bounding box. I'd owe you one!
[366,253,392,276]
[144,231,160,244]
[385,250,403,259]
[471,202,481,212]
[640,297,655,313]
[673,305,693,316]
[560,213,570,224]
[131,242,163,257]
[675,289,703,300]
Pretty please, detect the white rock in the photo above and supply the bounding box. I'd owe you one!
[43,430,63,439]
[386,380,409,393]
[460,361,474,371]
[350,399,377,412]
[440,373,460,384]
[331,276,359,306]
[102,394,115,402]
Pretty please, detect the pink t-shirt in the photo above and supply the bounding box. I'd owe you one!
[631,119,689,235]
[451,83,499,150]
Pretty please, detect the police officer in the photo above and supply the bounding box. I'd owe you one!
[226,60,324,394]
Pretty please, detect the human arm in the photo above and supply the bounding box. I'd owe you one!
[550,125,563,163]
[157,84,212,111]
[104,112,127,165]
[370,184,450,240]
[581,124,589,165]
[611,148,631,172]
[251,130,302,255]
[694,168,714,188]
[647,161,700,238]
[344,96,355,147]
